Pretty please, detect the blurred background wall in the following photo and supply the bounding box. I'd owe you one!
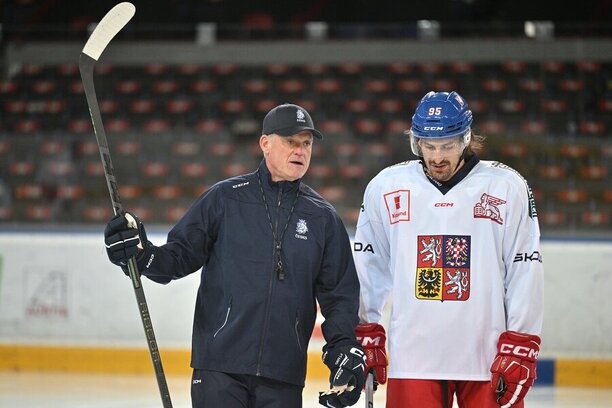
[0,0,610,388]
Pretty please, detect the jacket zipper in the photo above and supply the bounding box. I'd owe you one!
[213,300,232,338]
[256,185,283,375]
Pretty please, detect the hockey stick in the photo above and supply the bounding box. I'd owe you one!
[78,3,173,407]
[365,372,374,408]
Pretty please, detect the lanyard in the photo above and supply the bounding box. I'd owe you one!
[257,170,300,281]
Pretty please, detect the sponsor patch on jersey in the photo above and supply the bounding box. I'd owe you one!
[473,193,506,225]
[353,241,375,253]
[384,190,410,224]
[415,235,471,301]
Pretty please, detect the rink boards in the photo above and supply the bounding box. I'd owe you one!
[0,232,611,388]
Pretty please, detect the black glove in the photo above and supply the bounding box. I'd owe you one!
[104,212,148,270]
[319,341,365,407]
[318,392,349,408]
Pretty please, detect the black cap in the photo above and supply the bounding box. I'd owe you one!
[262,103,323,140]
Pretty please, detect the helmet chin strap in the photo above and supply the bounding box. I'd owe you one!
[449,146,470,176]
[455,147,468,170]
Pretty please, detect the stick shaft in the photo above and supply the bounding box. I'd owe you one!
[79,52,173,408]
[365,372,375,408]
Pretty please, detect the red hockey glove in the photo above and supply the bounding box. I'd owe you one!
[490,330,541,408]
[355,323,388,388]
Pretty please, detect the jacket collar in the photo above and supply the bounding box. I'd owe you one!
[257,160,301,193]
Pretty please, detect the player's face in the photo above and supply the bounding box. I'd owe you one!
[260,131,313,182]
[419,136,464,182]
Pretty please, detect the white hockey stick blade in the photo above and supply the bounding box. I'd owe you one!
[81,2,135,61]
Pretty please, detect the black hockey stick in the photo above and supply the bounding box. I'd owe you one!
[78,3,173,407]
[365,372,374,408]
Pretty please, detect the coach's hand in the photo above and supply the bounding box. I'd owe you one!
[319,341,365,407]
[490,330,541,408]
[104,212,148,269]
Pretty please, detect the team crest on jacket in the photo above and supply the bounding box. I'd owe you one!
[415,235,471,301]
[473,193,506,225]
[384,190,410,224]
[295,219,308,240]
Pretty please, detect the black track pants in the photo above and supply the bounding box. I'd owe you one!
[191,369,303,408]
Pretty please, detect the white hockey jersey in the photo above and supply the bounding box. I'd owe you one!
[353,158,543,381]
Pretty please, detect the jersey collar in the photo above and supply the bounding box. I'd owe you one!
[420,154,480,194]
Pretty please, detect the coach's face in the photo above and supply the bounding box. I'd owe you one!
[260,131,313,182]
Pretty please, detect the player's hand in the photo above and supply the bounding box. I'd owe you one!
[104,212,148,269]
[319,341,365,407]
[490,330,541,408]
[355,323,388,390]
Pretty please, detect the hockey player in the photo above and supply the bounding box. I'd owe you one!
[104,103,365,408]
[353,91,543,407]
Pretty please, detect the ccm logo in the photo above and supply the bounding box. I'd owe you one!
[146,253,155,268]
[357,336,381,347]
[500,344,539,359]
[424,126,444,131]
[435,202,454,207]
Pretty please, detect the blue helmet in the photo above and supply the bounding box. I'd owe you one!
[410,91,473,156]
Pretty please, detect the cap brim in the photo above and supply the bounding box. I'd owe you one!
[274,126,323,140]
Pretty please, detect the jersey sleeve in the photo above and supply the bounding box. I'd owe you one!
[353,177,393,324]
[502,175,544,336]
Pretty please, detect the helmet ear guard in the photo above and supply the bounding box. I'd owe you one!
[409,91,473,157]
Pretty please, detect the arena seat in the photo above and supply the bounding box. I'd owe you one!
[0,59,608,233]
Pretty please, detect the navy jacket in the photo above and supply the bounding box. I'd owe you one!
[136,160,360,386]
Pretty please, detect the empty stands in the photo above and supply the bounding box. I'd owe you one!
[0,61,610,234]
